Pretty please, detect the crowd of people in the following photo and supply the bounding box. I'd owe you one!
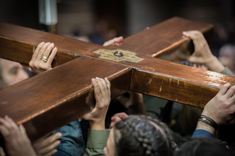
[0,30,234,156]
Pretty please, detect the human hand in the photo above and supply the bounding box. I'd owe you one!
[109,112,128,128]
[183,30,214,64]
[202,83,235,125]
[183,31,224,72]
[103,36,123,46]
[83,77,111,130]
[29,42,57,74]
[33,132,61,156]
[0,116,36,156]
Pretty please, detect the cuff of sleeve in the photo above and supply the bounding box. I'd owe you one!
[192,129,213,138]
[87,129,110,149]
[221,67,235,76]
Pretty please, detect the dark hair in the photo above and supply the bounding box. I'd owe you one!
[175,137,232,156]
[114,115,175,156]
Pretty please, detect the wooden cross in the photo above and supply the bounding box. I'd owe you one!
[0,17,234,141]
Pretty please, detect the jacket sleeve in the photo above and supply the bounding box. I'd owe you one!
[220,67,235,76]
[84,129,110,156]
[191,129,213,138]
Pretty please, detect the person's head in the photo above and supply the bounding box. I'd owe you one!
[218,44,235,72]
[104,115,175,156]
[175,137,232,156]
[0,58,29,89]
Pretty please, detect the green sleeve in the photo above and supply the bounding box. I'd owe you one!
[84,129,110,156]
[220,67,235,76]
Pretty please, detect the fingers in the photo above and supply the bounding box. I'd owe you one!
[94,77,106,106]
[183,31,203,40]
[98,78,108,99]
[36,140,60,155]
[111,112,128,121]
[92,78,101,102]
[224,85,235,98]
[19,124,26,135]
[34,132,61,149]
[92,77,111,109]
[113,36,123,46]
[183,30,206,48]
[29,42,58,73]
[0,125,9,138]
[33,133,61,155]
[219,83,231,95]
[103,36,123,46]
[47,47,57,65]
[44,149,57,156]
[0,116,22,141]
[30,42,45,66]
[183,31,210,63]
[35,42,51,63]
[105,77,111,98]
[43,43,55,59]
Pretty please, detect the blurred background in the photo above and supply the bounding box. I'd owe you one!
[0,0,234,67]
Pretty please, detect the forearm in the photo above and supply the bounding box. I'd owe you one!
[89,120,105,130]
[130,92,143,104]
[206,56,225,73]
[195,121,215,135]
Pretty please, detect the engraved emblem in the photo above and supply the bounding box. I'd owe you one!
[93,49,143,63]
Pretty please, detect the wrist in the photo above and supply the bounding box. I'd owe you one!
[89,120,105,130]
[201,110,220,125]
[196,121,215,135]
[198,115,219,131]
[206,56,225,72]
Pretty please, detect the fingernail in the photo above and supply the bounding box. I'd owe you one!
[57,141,60,145]
[91,78,96,84]
[183,31,188,36]
[58,133,62,137]
[51,43,54,46]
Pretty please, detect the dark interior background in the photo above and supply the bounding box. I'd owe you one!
[0,0,234,57]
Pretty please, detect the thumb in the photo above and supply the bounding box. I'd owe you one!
[188,56,198,63]
[114,36,123,42]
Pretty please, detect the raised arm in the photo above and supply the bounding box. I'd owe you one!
[83,77,111,156]
[0,116,36,156]
[183,30,225,73]
[193,83,235,137]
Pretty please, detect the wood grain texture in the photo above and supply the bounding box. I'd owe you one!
[116,17,214,63]
[0,57,131,140]
[0,22,103,66]
[0,17,233,141]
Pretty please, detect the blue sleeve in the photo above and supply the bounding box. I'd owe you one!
[192,129,213,138]
[53,120,85,156]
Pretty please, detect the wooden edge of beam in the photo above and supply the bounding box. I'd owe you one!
[153,25,214,62]
[0,56,133,141]
[130,68,234,108]
[24,69,132,141]
[0,37,80,67]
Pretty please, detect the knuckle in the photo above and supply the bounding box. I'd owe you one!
[230,86,235,92]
